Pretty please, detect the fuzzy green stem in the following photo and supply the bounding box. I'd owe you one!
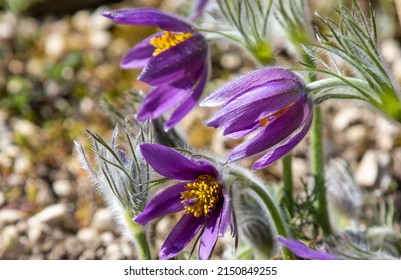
[125,211,152,260]
[231,168,294,260]
[282,154,294,218]
[310,106,332,236]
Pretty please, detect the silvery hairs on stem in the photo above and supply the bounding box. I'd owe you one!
[303,0,401,123]
[74,121,153,238]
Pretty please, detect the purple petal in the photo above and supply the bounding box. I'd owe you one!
[191,0,210,20]
[136,84,190,121]
[138,35,207,86]
[205,83,303,134]
[102,8,193,32]
[160,214,205,259]
[140,143,218,180]
[218,189,231,236]
[277,237,336,260]
[134,182,186,225]
[252,103,313,170]
[120,33,162,69]
[199,208,220,260]
[227,96,308,162]
[200,67,304,107]
[164,62,208,129]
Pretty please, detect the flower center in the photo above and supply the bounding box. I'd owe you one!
[150,31,193,56]
[259,103,294,127]
[180,174,222,218]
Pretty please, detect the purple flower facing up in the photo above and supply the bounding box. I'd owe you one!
[201,67,313,170]
[103,8,209,130]
[134,143,230,260]
[277,237,336,260]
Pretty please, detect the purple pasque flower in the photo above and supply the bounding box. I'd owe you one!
[103,8,209,130]
[201,67,313,170]
[134,143,230,260]
[277,237,336,260]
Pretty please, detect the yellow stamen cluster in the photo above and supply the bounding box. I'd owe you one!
[150,31,193,56]
[180,174,222,218]
[259,103,295,127]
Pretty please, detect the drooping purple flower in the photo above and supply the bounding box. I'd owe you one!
[277,237,336,260]
[135,143,230,260]
[103,8,209,130]
[201,67,313,170]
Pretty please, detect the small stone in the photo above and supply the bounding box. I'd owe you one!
[79,97,95,116]
[52,179,73,198]
[105,243,123,260]
[345,125,368,143]
[77,228,98,243]
[72,10,91,33]
[91,208,115,233]
[26,57,44,76]
[44,80,60,98]
[220,52,242,71]
[100,231,114,246]
[355,150,379,188]
[27,223,49,244]
[88,30,111,49]
[392,57,401,81]
[80,249,96,260]
[13,155,31,175]
[28,203,74,228]
[26,179,56,207]
[12,119,39,138]
[0,209,24,227]
[381,39,401,63]
[332,107,361,131]
[8,60,24,75]
[0,191,5,207]
[45,33,66,59]
[64,236,84,259]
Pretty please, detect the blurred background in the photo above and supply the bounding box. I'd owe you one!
[1,0,401,259]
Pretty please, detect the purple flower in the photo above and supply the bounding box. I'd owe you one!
[135,143,230,260]
[277,237,336,260]
[103,8,209,130]
[201,67,313,170]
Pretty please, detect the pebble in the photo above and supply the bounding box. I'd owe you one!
[27,223,49,244]
[25,179,56,207]
[0,191,5,207]
[100,231,114,246]
[355,150,379,188]
[91,208,116,233]
[105,243,123,260]
[332,107,362,131]
[381,39,401,63]
[88,30,111,49]
[28,203,73,228]
[45,33,66,59]
[13,155,32,175]
[392,57,401,81]
[0,209,24,227]
[220,52,243,71]
[71,10,91,33]
[77,228,98,243]
[52,179,73,198]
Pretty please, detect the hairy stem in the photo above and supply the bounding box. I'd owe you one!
[282,154,294,218]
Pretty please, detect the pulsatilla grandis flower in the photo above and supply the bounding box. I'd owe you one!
[201,67,313,170]
[134,143,230,260]
[103,8,209,130]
